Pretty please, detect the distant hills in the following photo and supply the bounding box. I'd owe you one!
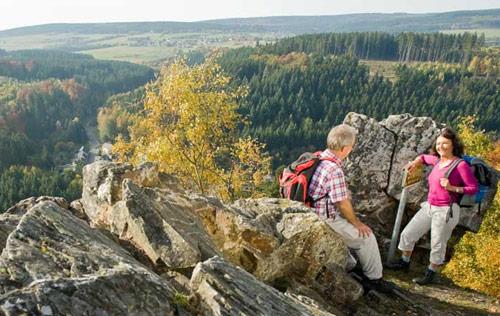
[0,9,498,36]
[0,9,498,66]
[200,9,500,33]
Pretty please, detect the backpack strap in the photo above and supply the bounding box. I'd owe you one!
[444,158,464,210]
[444,158,464,179]
[311,193,330,218]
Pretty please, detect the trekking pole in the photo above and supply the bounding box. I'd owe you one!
[387,171,408,264]
[387,165,423,264]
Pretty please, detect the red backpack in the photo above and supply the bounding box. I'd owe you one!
[279,151,335,207]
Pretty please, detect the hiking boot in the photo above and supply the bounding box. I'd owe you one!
[385,258,410,272]
[412,269,436,285]
[348,262,363,276]
[364,278,394,294]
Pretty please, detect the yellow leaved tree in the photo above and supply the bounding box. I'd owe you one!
[113,57,271,201]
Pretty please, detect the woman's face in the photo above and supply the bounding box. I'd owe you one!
[435,136,454,157]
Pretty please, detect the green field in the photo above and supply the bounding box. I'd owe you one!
[360,59,430,82]
[441,28,500,37]
[79,46,178,65]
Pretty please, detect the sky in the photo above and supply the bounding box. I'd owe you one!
[0,0,499,31]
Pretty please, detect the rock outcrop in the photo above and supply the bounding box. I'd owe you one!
[343,113,440,217]
[0,200,176,315]
[81,161,362,305]
[231,199,361,303]
[190,256,335,316]
[0,197,69,250]
[82,161,222,269]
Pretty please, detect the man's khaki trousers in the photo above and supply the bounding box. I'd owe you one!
[326,216,383,280]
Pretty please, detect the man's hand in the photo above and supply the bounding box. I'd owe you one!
[336,199,373,238]
[354,220,372,238]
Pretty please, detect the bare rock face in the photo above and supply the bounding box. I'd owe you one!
[81,161,221,269]
[380,113,442,202]
[0,201,175,315]
[256,212,363,304]
[203,198,363,304]
[81,161,175,226]
[342,113,397,217]
[0,196,69,251]
[190,256,336,316]
[343,113,441,215]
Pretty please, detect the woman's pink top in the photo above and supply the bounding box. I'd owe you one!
[420,154,478,206]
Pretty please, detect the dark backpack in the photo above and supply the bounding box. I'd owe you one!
[445,155,499,212]
[279,151,335,207]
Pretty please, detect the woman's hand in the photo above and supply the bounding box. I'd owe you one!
[440,178,451,190]
[404,158,422,173]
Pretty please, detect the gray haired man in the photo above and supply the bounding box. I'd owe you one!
[308,124,392,293]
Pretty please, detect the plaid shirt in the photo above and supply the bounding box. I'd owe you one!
[308,149,349,219]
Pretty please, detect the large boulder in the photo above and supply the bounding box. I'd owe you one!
[190,256,336,316]
[343,113,440,215]
[343,112,491,232]
[341,113,398,218]
[81,161,177,226]
[0,201,176,315]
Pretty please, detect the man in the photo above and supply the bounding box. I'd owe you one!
[308,124,392,293]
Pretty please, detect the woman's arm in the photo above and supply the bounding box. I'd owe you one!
[420,154,439,166]
[455,162,479,195]
[405,154,437,172]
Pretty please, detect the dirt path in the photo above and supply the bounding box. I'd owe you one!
[344,266,499,315]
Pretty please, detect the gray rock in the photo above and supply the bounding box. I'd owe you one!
[0,201,175,315]
[223,198,363,304]
[109,180,221,268]
[82,161,221,269]
[343,113,397,215]
[0,272,175,316]
[190,256,336,316]
[69,199,89,221]
[379,113,441,204]
[343,113,440,215]
[81,161,359,306]
[0,197,69,251]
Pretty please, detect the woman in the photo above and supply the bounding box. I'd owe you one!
[388,127,478,285]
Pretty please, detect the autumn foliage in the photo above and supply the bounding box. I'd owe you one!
[113,57,271,201]
[442,116,500,297]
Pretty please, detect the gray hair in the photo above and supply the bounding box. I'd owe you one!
[327,124,357,150]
